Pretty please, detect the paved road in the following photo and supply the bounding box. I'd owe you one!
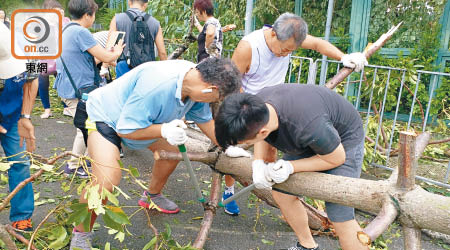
[0,115,446,250]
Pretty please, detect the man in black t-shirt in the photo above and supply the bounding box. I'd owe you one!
[215,84,367,250]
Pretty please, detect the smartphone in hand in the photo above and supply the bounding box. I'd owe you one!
[115,32,125,45]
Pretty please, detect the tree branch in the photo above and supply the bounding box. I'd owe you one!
[358,198,398,245]
[143,207,159,250]
[0,151,76,212]
[193,172,222,249]
[0,225,18,250]
[401,80,425,122]
[28,205,62,250]
[153,151,218,166]
[403,226,422,250]
[326,23,402,89]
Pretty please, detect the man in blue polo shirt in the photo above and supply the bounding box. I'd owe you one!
[0,22,39,231]
[70,57,242,250]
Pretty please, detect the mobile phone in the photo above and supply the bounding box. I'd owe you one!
[115,32,125,45]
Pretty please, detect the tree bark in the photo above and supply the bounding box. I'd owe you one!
[0,225,18,250]
[157,129,449,249]
[359,198,398,245]
[192,172,222,249]
[403,226,422,250]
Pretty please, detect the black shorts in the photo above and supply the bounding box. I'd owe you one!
[282,141,364,222]
[96,122,122,151]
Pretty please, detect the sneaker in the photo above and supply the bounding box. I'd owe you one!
[282,242,319,250]
[69,230,93,250]
[40,109,53,119]
[119,148,124,158]
[11,218,33,231]
[138,191,180,214]
[63,107,72,117]
[222,191,240,216]
[64,162,91,179]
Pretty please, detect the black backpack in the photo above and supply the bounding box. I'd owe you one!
[125,11,155,69]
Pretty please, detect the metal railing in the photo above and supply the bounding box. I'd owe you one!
[299,58,450,189]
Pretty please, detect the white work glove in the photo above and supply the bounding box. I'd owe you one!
[99,66,109,77]
[267,159,294,183]
[252,160,274,190]
[160,119,188,146]
[225,145,251,158]
[194,16,200,27]
[341,52,368,72]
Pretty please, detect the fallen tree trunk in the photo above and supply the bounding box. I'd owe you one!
[158,131,450,249]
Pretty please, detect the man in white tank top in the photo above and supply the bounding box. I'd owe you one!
[232,13,367,95]
[230,13,369,250]
[231,13,367,160]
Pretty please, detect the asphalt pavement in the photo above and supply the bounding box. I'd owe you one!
[0,114,447,250]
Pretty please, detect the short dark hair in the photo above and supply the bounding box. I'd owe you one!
[196,57,241,99]
[42,0,63,9]
[215,93,269,149]
[194,0,214,16]
[68,0,98,20]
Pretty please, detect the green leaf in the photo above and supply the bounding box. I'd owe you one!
[40,163,54,171]
[48,225,69,249]
[85,184,105,215]
[105,206,131,225]
[77,180,88,195]
[67,204,89,226]
[104,242,111,250]
[82,212,92,232]
[165,223,172,238]
[0,162,11,171]
[143,236,158,250]
[129,166,140,177]
[103,212,123,232]
[103,188,119,206]
[114,231,125,242]
[261,239,274,245]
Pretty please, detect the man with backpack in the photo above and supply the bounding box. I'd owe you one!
[109,0,167,78]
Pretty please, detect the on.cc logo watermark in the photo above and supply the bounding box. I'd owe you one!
[11,9,62,59]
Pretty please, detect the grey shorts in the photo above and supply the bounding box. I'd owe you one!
[282,141,364,222]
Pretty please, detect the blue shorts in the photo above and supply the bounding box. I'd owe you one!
[282,141,364,222]
[115,60,130,79]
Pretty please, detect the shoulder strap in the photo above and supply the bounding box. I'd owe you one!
[125,10,135,22]
[62,22,80,33]
[60,22,98,99]
[60,57,80,99]
[61,22,82,99]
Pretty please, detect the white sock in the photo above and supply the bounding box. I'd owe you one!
[224,185,234,195]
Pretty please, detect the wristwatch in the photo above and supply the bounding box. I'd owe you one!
[20,114,31,119]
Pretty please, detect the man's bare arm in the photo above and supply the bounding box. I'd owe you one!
[231,40,252,74]
[154,26,168,60]
[18,78,38,152]
[300,35,344,60]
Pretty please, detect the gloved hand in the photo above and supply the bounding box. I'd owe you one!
[225,145,251,158]
[252,160,274,190]
[99,66,109,77]
[267,159,294,183]
[161,119,188,146]
[341,52,368,72]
